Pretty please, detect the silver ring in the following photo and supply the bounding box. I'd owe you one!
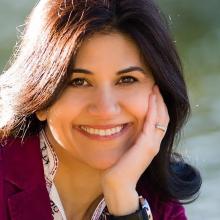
[155,123,166,132]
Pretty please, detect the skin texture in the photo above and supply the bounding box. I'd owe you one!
[36,32,169,219]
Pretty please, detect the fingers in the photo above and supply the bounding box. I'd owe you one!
[134,84,170,161]
[153,85,170,135]
[131,85,166,156]
[143,85,169,136]
[142,92,157,135]
[128,84,170,178]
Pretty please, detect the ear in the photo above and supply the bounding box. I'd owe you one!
[35,109,48,121]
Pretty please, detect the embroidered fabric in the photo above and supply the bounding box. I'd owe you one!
[40,130,107,220]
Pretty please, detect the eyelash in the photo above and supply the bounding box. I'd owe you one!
[69,76,138,88]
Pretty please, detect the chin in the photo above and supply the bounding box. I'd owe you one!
[86,156,120,170]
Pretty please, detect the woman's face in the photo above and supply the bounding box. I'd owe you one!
[37,32,155,170]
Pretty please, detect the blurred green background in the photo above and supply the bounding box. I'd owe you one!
[0,0,219,219]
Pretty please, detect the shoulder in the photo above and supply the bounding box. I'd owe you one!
[148,193,187,220]
[0,134,42,177]
[154,199,186,220]
[0,134,40,155]
[0,134,43,210]
[0,134,52,220]
[137,180,187,220]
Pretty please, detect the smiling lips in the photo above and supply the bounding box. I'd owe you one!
[78,123,129,138]
[79,125,124,136]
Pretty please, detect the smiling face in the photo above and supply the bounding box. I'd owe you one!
[36,32,155,170]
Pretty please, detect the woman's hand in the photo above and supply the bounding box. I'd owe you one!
[101,85,170,215]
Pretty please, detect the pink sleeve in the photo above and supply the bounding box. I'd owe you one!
[136,181,187,220]
[161,201,187,220]
[149,196,187,220]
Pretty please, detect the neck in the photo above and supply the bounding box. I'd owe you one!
[52,141,103,219]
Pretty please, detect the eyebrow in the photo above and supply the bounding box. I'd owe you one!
[71,66,146,75]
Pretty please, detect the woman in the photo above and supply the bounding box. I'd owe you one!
[0,0,201,219]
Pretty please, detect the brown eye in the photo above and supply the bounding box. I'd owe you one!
[118,76,138,84]
[69,78,89,87]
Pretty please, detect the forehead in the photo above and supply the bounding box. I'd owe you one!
[72,32,146,70]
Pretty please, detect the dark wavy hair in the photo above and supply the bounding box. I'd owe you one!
[0,0,201,203]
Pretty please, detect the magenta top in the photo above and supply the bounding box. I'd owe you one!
[0,135,187,220]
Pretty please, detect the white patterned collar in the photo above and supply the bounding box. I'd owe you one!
[39,129,107,220]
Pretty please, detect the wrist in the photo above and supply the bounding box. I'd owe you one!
[103,187,139,216]
[105,196,152,220]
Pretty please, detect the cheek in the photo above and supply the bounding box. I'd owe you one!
[122,87,151,116]
[48,90,87,119]
[45,92,86,142]
[121,89,150,132]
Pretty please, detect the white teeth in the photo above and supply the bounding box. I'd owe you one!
[79,125,124,136]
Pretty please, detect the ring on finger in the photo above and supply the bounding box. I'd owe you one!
[155,123,167,132]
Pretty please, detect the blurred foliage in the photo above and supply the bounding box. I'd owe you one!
[157,0,220,77]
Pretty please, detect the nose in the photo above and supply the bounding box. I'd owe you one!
[87,88,121,118]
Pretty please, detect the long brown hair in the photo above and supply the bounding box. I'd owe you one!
[0,0,201,202]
